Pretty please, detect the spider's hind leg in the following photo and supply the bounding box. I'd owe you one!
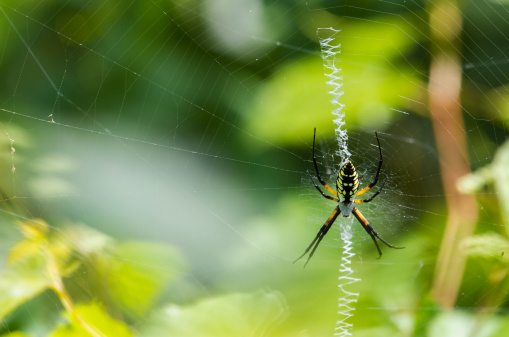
[294,207,341,267]
[370,226,405,250]
[352,207,404,258]
[367,232,383,259]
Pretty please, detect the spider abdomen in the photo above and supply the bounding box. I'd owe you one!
[337,161,359,202]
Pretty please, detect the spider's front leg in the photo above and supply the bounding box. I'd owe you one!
[307,170,339,202]
[311,127,338,197]
[357,132,383,197]
[355,176,388,204]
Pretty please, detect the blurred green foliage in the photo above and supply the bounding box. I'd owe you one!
[0,0,509,336]
[245,16,424,145]
[0,220,285,337]
[50,302,134,337]
[138,292,286,337]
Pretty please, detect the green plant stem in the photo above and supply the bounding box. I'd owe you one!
[45,248,106,337]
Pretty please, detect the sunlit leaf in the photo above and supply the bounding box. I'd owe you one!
[456,165,493,194]
[0,254,51,320]
[244,55,423,145]
[463,233,509,262]
[244,57,333,144]
[458,138,509,231]
[7,240,41,265]
[137,291,287,337]
[18,219,49,240]
[340,15,421,58]
[50,302,133,337]
[9,220,75,276]
[0,220,82,320]
[8,220,50,264]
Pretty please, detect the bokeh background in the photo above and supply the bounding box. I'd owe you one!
[1,0,509,336]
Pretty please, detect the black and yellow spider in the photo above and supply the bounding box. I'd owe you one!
[295,128,404,266]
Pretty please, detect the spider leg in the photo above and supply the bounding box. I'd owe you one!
[352,207,404,258]
[311,127,338,196]
[308,170,339,202]
[357,132,383,196]
[355,176,387,203]
[368,231,383,259]
[294,207,341,267]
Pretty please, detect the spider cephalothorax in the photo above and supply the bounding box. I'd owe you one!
[295,128,404,266]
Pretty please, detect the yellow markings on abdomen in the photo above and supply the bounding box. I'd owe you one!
[337,161,359,202]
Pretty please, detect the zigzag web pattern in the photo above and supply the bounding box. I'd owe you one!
[318,27,360,337]
[334,223,361,336]
[318,27,351,166]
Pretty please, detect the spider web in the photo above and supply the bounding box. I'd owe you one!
[0,1,508,336]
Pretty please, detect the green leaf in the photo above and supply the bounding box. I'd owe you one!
[244,57,333,145]
[243,16,423,146]
[50,302,133,337]
[456,165,494,194]
[340,14,421,58]
[244,55,423,146]
[0,219,81,320]
[463,233,509,261]
[137,291,287,337]
[95,241,184,318]
[0,254,51,320]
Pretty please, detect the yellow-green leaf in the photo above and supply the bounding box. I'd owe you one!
[96,241,184,317]
[457,165,493,194]
[50,302,133,337]
[8,240,41,265]
[18,219,49,241]
[463,233,509,262]
[0,254,51,320]
[244,55,423,146]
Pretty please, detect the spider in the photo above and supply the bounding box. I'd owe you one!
[295,128,404,266]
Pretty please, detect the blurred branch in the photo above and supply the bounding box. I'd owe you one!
[427,0,478,308]
[48,260,106,337]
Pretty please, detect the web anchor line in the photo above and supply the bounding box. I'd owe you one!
[318,27,359,336]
